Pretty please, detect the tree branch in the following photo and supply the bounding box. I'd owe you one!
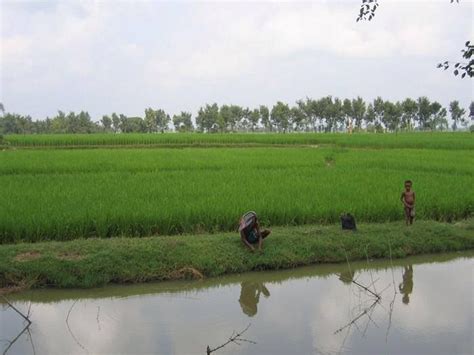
[2,324,30,355]
[65,300,89,354]
[1,295,31,325]
[206,324,256,354]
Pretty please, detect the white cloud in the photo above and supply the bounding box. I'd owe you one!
[141,0,468,101]
[1,0,472,118]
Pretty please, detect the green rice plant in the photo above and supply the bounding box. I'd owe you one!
[0,146,472,243]
[4,132,474,150]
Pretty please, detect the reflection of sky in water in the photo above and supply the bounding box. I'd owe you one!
[1,256,472,355]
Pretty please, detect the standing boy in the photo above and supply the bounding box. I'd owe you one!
[400,180,416,225]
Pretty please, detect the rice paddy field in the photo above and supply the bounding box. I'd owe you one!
[5,132,474,150]
[0,133,473,244]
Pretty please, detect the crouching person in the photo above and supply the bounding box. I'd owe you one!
[239,211,271,252]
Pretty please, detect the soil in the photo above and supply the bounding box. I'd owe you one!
[14,251,41,262]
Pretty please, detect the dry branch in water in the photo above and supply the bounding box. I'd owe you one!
[65,300,89,354]
[1,295,32,355]
[1,295,32,325]
[2,323,30,355]
[206,324,256,354]
[334,298,379,335]
[336,243,400,343]
[339,248,381,301]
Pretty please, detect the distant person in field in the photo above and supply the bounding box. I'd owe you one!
[401,180,416,225]
[239,211,271,252]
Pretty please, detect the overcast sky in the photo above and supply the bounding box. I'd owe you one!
[1,0,473,120]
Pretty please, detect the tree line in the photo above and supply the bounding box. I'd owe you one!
[1,97,473,135]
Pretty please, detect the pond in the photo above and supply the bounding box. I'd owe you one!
[1,251,473,355]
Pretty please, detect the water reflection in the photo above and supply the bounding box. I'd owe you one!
[238,282,270,317]
[1,252,472,355]
[338,269,356,284]
[399,265,414,304]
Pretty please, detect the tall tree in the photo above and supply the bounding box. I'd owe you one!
[449,100,466,130]
[172,112,194,132]
[271,102,291,133]
[248,108,261,132]
[259,105,271,132]
[383,101,403,132]
[101,115,113,132]
[144,108,158,133]
[156,109,170,133]
[416,97,432,130]
[323,97,344,132]
[196,104,219,133]
[119,114,130,133]
[427,101,443,130]
[50,111,65,133]
[111,113,121,133]
[0,113,35,134]
[352,97,366,130]
[373,97,385,131]
[296,99,312,132]
[432,107,449,131]
[229,105,244,132]
[342,98,353,133]
[120,115,146,133]
[308,98,325,132]
[364,103,376,128]
[290,105,306,132]
[333,98,345,131]
[143,108,170,133]
[218,105,232,132]
[77,111,95,133]
[401,98,418,130]
[239,108,252,131]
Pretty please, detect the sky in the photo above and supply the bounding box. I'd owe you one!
[1,0,473,121]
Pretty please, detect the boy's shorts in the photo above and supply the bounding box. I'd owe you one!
[405,206,415,218]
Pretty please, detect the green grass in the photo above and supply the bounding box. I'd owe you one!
[1,146,472,243]
[1,219,473,289]
[5,132,474,150]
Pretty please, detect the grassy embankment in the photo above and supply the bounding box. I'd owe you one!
[1,219,473,290]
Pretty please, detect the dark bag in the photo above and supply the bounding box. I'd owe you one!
[341,213,356,231]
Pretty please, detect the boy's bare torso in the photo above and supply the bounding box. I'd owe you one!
[403,191,415,206]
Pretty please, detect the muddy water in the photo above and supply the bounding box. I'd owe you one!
[1,252,473,355]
